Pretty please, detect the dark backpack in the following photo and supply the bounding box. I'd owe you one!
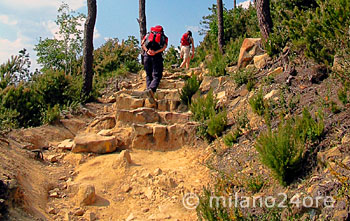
[181,33,192,46]
[143,25,168,50]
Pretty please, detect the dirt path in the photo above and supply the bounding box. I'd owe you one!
[47,146,210,220]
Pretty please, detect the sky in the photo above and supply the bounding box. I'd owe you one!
[0,0,252,70]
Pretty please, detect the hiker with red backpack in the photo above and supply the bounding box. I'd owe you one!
[180,30,195,69]
[141,25,168,103]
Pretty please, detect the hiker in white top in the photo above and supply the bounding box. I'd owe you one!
[180,31,195,69]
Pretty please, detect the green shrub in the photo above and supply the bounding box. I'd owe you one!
[255,109,324,186]
[41,104,60,124]
[179,75,202,105]
[223,129,241,147]
[190,89,217,122]
[207,111,227,138]
[196,187,231,221]
[245,175,264,193]
[249,89,266,116]
[1,84,43,127]
[164,45,181,69]
[207,49,227,77]
[338,87,349,105]
[224,37,244,66]
[190,90,227,140]
[232,68,255,87]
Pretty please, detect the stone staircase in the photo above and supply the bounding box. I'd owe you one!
[114,73,197,151]
[60,71,198,153]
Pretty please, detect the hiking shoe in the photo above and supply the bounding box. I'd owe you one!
[145,89,156,104]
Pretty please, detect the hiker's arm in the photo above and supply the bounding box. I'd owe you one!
[154,43,167,55]
[191,40,195,59]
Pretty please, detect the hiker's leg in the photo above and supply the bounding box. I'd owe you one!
[180,47,186,68]
[144,55,153,89]
[186,57,190,69]
[149,56,163,92]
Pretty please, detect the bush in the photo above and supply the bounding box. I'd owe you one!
[232,68,255,87]
[207,49,227,77]
[249,89,266,116]
[164,45,181,69]
[179,75,202,105]
[41,104,60,124]
[223,129,241,147]
[190,90,227,140]
[207,111,227,138]
[255,109,324,186]
[190,89,217,122]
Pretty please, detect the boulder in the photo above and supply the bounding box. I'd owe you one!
[112,150,133,169]
[76,184,96,206]
[237,38,263,69]
[58,139,74,150]
[72,133,117,154]
[253,53,270,69]
[267,67,284,77]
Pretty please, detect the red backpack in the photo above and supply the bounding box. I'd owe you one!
[143,25,168,50]
[181,33,192,46]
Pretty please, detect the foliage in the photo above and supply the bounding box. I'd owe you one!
[93,37,141,75]
[245,175,264,193]
[267,0,350,65]
[207,49,227,77]
[200,4,259,51]
[207,111,227,138]
[41,104,60,124]
[0,49,34,89]
[179,75,202,105]
[223,129,241,146]
[249,89,266,116]
[190,90,227,140]
[0,83,43,128]
[35,3,85,74]
[164,45,181,69]
[190,89,217,122]
[196,187,232,221]
[255,109,324,186]
[232,67,255,87]
[224,37,245,66]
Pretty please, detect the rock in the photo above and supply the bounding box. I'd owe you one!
[317,146,342,166]
[85,116,116,133]
[154,168,162,176]
[47,155,58,163]
[58,139,74,150]
[264,89,279,100]
[267,67,283,77]
[48,207,59,214]
[333,210,349,221]
[253,53,270,69]
[333,55,348,72]
[88,212,97,221]
[199,76,220,92]
[112,150,133,169]
[77,184,96,206]
[341,134,350,144]
[72,133,117,154]
[142,208,150,213]
[97,129,113,136]
[237,38,263,69]
[49,192,60,198]
[126,213,136,221]
[74,208,85,216]
[226,66,237,73]
[116,108,160,125]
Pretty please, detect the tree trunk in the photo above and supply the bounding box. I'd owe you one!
[138,0,147,64]
[217,0,224,54]
[256,0,273,42]
[234,0,237,9]
[82,0,97,98]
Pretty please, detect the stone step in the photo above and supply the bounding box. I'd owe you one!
[158,79,185,89]
[115,108,191,125]
[114,88,180,100]
[114,93,181,112]
[131,122,198,151]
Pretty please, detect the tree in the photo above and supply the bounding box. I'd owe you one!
[256,0,273,41]
[138,0,147,64]
[234,0,237,9]
[34,3,85,75]
[82,0,97,98]
[0,49,34,89]
[217,0,224,53]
